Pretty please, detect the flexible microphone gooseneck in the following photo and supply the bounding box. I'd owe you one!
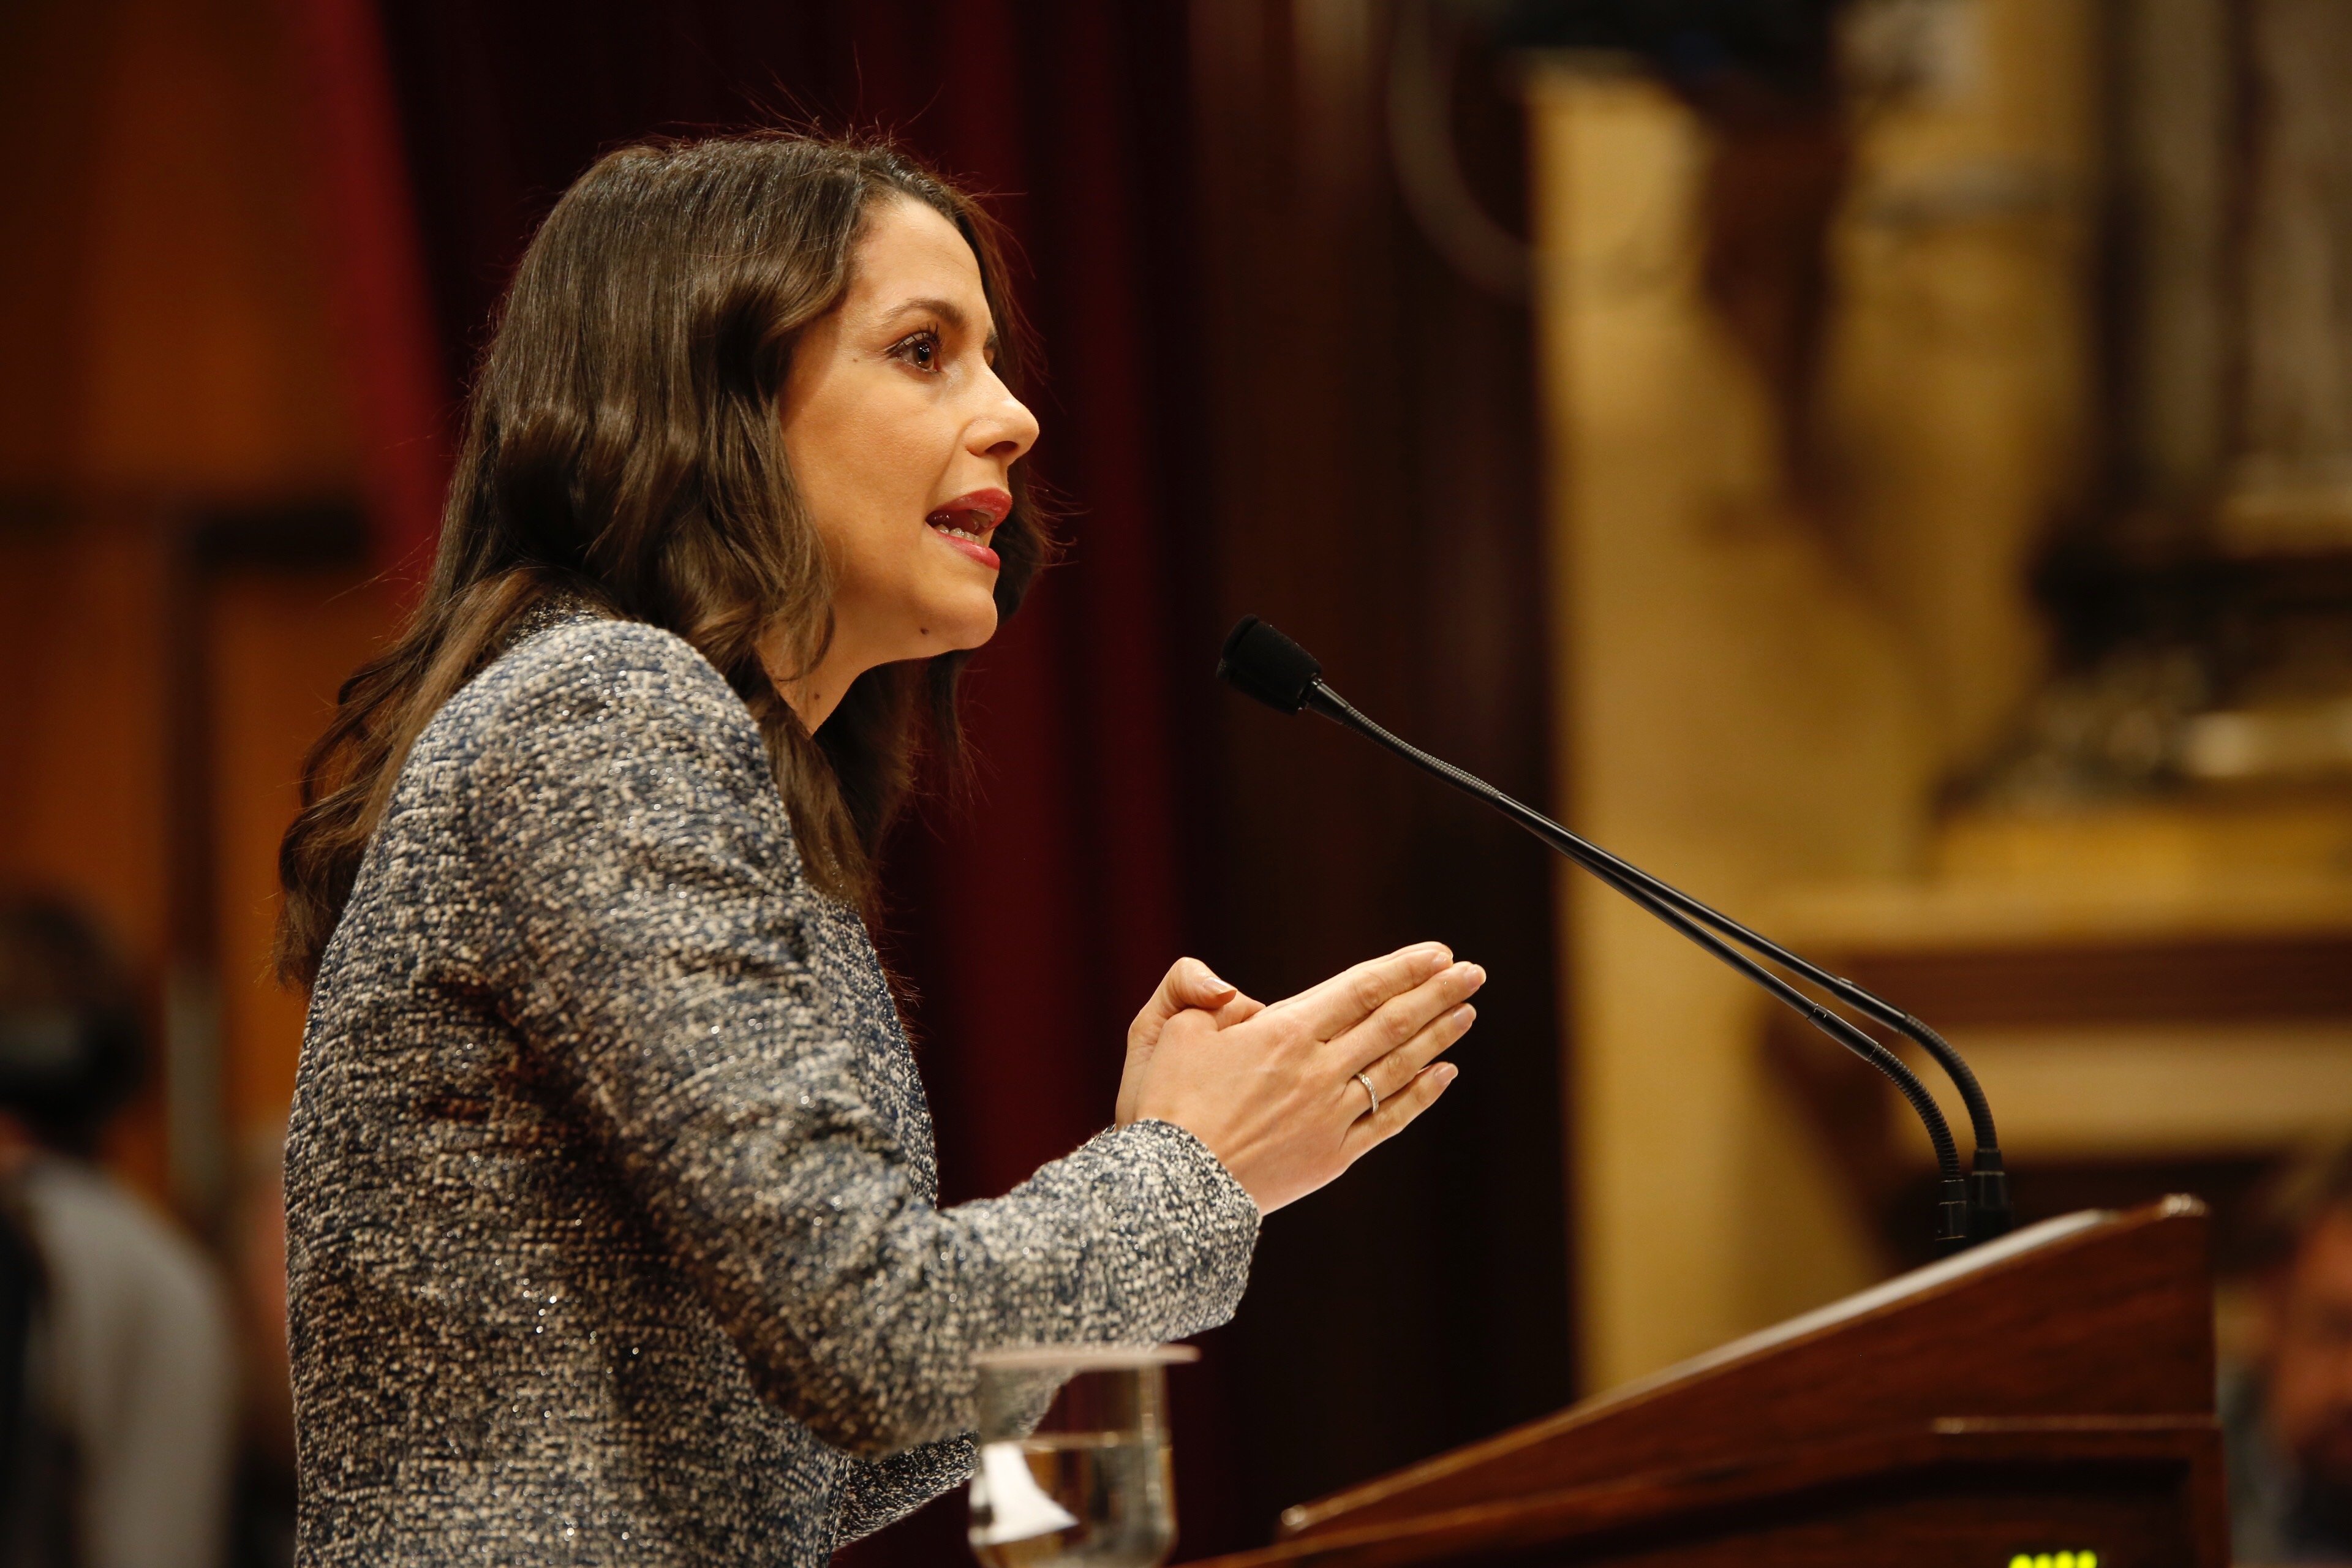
[1218,614,2011,1254]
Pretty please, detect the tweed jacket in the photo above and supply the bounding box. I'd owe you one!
[284,612,1261,1566]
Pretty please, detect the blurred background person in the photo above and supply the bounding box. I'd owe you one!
[2229,1142,2352,1563]
[0,1126,68,1566]
[222,1131,295,1568]
[0,900,235,1568]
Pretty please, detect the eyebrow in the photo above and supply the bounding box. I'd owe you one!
[880,296,1000,357]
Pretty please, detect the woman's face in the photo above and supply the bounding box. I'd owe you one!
[777,195,1039,699]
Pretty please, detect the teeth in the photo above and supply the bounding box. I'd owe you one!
[933,522,985,545]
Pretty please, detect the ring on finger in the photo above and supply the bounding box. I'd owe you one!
[1352,1071,1379,1118]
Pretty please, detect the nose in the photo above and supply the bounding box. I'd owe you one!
[969,367,1040,466]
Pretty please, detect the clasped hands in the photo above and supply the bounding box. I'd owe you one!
[1116,944,1485,1214]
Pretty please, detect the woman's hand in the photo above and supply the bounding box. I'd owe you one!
[1118,958,1264,1128]
[1117,944,1483,1213]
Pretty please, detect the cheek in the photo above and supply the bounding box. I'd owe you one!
[852,407,946,513]
[788,395,933,570]
[782,371,998,644]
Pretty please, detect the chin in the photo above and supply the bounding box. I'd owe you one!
[932,592,1000,653]
[946,619,998,655]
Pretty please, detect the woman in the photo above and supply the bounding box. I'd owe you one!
[276,133,1482,1566]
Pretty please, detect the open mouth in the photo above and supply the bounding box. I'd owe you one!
[926,488,1012,567]
[929,514,993,546]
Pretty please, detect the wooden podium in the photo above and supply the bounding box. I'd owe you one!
[1192,1198,2227,1567]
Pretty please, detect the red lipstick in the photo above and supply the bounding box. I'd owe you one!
[925,488,1011,571]
[933,488,1012,526]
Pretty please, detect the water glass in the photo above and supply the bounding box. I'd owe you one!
[966,1344,1196,1568]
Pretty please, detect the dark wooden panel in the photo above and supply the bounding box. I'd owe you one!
[1275,1204,2213,1540]
[1836,935,2352,1026]
[1185,1420,2226,1568]
[1443,1471,2195,1568]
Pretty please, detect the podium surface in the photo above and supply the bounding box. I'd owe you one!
[1193,1198,2226,1567]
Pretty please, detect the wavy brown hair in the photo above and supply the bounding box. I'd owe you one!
[274,132,1050,987]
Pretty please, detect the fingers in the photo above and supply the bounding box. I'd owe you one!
[1333,961,1485,1074]
[1281,943,1453,1041]
[1211,990,1266,1028]
[1353,1001,1476,1106]
[1343,1061,1460,1160]
[1130,957,1238,1039]
[1166,957,1240,1013]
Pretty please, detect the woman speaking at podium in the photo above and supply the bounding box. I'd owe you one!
[271,134,1485,1566]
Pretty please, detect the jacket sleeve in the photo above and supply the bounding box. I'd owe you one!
[464,625,1259,1459]
[831,1434,976,1542]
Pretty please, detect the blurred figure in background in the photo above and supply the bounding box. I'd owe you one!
[0,1156,66,1566]
[2229,1141,2352,1564]
[0,900,235,1568]
[224,1129,295,1568]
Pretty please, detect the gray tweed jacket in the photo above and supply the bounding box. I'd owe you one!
[284,612,1260,1566]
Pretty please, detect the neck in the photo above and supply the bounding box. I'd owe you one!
[767,631,874,733]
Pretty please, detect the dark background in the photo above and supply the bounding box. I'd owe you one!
[361,2,1568,1559]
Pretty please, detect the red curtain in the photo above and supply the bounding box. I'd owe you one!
[281,0,451,587]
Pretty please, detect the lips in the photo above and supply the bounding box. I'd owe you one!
[926,488,1011,530]
[926,488,1010,571]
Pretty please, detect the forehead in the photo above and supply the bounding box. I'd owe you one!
[845,195,989,318]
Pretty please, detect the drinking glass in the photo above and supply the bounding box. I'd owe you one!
[966,1344,1196,1568]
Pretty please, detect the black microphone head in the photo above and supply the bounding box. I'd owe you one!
[1217,616,1323,714]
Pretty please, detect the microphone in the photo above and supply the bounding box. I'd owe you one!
[1218,614,2011,1253]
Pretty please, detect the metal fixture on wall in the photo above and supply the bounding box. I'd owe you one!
[1388,0,1534,300]
[160,502,369,1234]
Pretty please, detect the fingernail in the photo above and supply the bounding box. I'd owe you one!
[1436,1063,1460,1086]
[1199,965,1232,992]
[1452,1003,1476,1029]
[1423,944,1453,973]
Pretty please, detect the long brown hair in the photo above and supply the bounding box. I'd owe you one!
[275,132,1050,987]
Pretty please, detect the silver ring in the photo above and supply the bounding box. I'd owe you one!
[1353,1071,1379,1118]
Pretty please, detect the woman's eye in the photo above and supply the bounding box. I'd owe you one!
[893,330,942,372]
